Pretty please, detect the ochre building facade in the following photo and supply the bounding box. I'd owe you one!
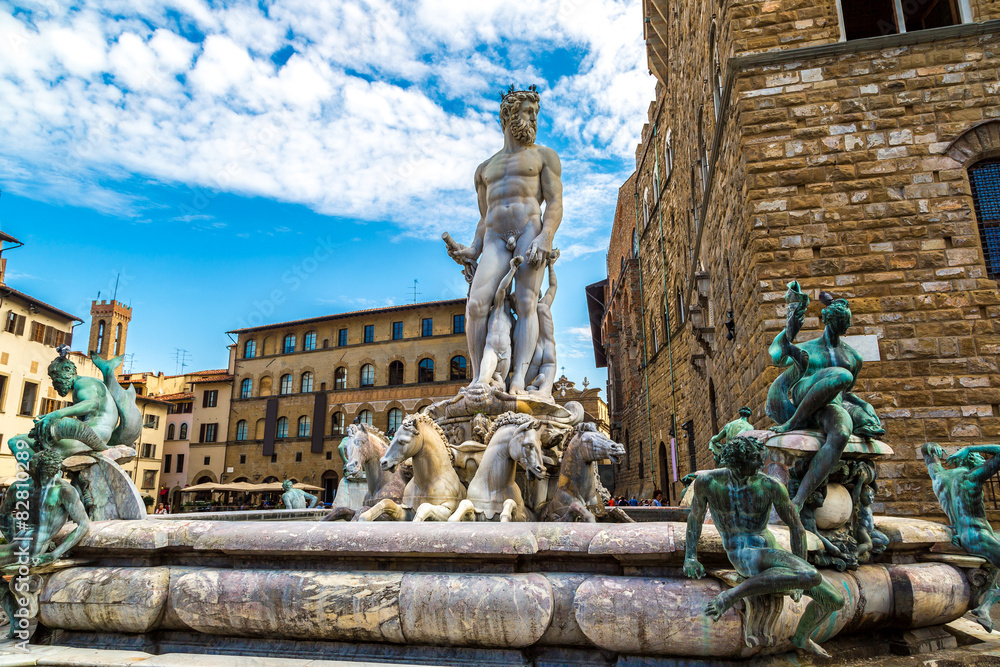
[592,0,1000,515]
[224,300,472,502]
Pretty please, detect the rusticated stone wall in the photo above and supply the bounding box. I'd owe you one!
[604,4,1000,512]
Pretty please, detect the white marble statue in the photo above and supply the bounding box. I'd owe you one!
[445,84,563,397]
[478,256,521,388]
[526,249,558,396]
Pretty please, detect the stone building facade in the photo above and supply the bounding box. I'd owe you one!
[0,229,81,478]
[591,0,1000,514]
[224,299,471,503]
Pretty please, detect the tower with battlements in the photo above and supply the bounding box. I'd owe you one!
[88,300,132,359]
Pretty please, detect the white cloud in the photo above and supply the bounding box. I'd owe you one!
[0,0,655,259]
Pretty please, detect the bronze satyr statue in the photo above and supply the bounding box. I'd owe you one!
[922,442,1000,631]
[685,434,845,658]
[766,281,884,512]
[280,480,318,510]
[708,406,754,465]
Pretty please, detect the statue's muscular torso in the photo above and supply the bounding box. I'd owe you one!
[697,470,782,557]
[478,145,556,242]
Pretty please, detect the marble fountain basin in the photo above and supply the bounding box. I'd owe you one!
[39,517,971,663]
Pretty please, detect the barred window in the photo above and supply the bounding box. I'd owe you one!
[970,159,1000,280]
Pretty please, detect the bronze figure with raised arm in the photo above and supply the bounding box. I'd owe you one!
[685,434,844,658]
[766,282,884,512]
[922,442,1000,631]
[445,85,563,395]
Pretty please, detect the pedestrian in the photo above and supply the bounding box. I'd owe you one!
[652,490,663,507]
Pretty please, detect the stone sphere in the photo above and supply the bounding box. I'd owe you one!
[814,483,853,531]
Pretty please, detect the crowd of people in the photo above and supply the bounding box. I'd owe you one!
[607,490,664,507]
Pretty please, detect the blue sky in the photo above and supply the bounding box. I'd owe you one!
[0,0,654,388]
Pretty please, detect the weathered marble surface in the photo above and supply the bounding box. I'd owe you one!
[39,566,168,633]
[574,576,746,657]
[171,569,405,643]
[399,573,552,647]
[35,518,976,658]
[77,457,147,521]
[190,521,538,557]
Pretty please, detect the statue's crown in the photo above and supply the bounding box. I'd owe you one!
[500,84,539,101]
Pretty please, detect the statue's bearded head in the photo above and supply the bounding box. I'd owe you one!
[500,89,540,146]
[821,299,852,336]
[32,449,64,482]
[719,434,766,479]
[47,357,78,397]
[282,480,293,492]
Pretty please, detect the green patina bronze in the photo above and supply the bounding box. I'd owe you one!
[922,442,1000,632]
[708,407,754,466]
[0,449,90,639]
[9,350,140,465]
[281,480,319,509]
[766,281,884,512]
[685,434,845,658]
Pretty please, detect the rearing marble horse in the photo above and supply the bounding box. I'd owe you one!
[539,423,626,523]
[448,413,546,523]
[359,413,465,522]
[322,423,406,521]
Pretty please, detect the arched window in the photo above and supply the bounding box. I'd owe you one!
[283,334,296,353]
[358,409,373,426]
[360,364,375,387]
[235,420,247,441]
[649,315,658,353]
[698,109,709,190]
[179,423,188,440]
[255,419,265,439]
[450,356,468,380]
[418,358,434,383]
[301,372,314,393]
[303,331,317,351]
[240,378,252,399]
[387,408,403,435]
[658,442,670,503]
[632,228,639,257]
[643,188,650,227]
[259,376,273,396]
[709,379,720,436]
[276,417,289,438]
[95,320,106,353]
[663,129,674,182]
[167,423,176,440]
[710,23,722,120]
[244,339,256,359]
[331,411,345,435]
[279,374,293,394]
[969,159,1000,279]
[388,360,404,385]
[676,287,686,324]
[298,415,311,437]
[334,367,347,390]
[114,323,123,356]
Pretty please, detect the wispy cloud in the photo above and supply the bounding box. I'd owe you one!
[0,0,652,257]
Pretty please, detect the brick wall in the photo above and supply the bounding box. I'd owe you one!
[605,2,1000,512]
